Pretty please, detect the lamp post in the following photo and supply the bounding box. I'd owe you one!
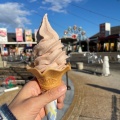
[86,38,90,52]
[63,25,88,90]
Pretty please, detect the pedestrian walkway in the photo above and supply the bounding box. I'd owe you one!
[62,69,120,120]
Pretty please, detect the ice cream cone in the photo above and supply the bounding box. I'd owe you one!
[26,63,71,91]
[26,63,71,120]
[26,13,71,120]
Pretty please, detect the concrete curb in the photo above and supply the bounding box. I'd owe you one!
[62,71,85,120]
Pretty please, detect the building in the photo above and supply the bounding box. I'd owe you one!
[0,30,37,56]
[89,25,120,52]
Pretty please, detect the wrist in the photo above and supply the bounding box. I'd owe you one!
[0,104,17,120]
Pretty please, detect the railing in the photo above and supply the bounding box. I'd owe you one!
[1,55,34,64]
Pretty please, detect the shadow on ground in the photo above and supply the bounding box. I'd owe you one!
[87,83,120,94]
[73,68,102,76]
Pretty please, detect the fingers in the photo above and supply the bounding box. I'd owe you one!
[57,94,65,109]
[35,108,45,120]
[39,108,45,118]
[57,94,65,103]
[23,80,41,96]
[34,84,67,108]
[9,80,41,105]
[18,80,41,99]
[57,102,64,109]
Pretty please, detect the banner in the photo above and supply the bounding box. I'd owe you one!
[25,29,33,42]
[34,29,38,42]
[0,28,8,43]
[16,28,23,42]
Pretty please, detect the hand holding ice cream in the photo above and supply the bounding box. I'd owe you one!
[27,13,71,90]
[8,80,67,120]
[27,13,71,120]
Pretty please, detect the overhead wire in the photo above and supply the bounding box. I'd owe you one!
[70,3,120,22]
[14,0,67,31]
[28,0,99,25]
[2,0,119,36]
[26,0,119,26]
[26,0,120,23]
[3,0,98,33]
[66,10,98,26]
[2,0,120,27]
[21,0,99,27]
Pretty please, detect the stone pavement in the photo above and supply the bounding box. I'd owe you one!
[62,69,120,120]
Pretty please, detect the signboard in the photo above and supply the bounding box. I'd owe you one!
[99,23,111,37]
[72,34,77,39]
[25,29,33,42]
[16,28,23,42]
[26,44,32,47]
[0,28,8,43]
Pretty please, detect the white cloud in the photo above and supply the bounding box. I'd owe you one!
[0,2,31,30]
[40,0,83,13]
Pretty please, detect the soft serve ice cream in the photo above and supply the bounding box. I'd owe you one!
[26,14,71,120]
[27,13,71,90]
[32,14,68,72]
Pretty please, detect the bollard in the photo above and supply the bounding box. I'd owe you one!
[76,62,84,70]
[102,56,110,76]
[78,47,82,53]
[117,54,120,63]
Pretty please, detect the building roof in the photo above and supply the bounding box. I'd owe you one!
[90,25,120,38]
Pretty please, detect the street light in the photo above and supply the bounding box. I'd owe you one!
[86,38,90,52]
[63,25,88,90]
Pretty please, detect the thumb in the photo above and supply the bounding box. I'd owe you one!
[34,84,67,108]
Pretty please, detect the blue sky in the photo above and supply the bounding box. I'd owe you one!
[0,0,120,38]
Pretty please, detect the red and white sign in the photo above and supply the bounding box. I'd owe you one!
[0,28,8,43]
[72,34,77,39]
[4,76,16,85]
[16,28,23,42]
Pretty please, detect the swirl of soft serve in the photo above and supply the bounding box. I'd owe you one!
[32,14,68,72]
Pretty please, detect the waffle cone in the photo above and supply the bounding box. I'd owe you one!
[26,63,71,90]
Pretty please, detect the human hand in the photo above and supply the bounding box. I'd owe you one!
[8,80,67,120]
